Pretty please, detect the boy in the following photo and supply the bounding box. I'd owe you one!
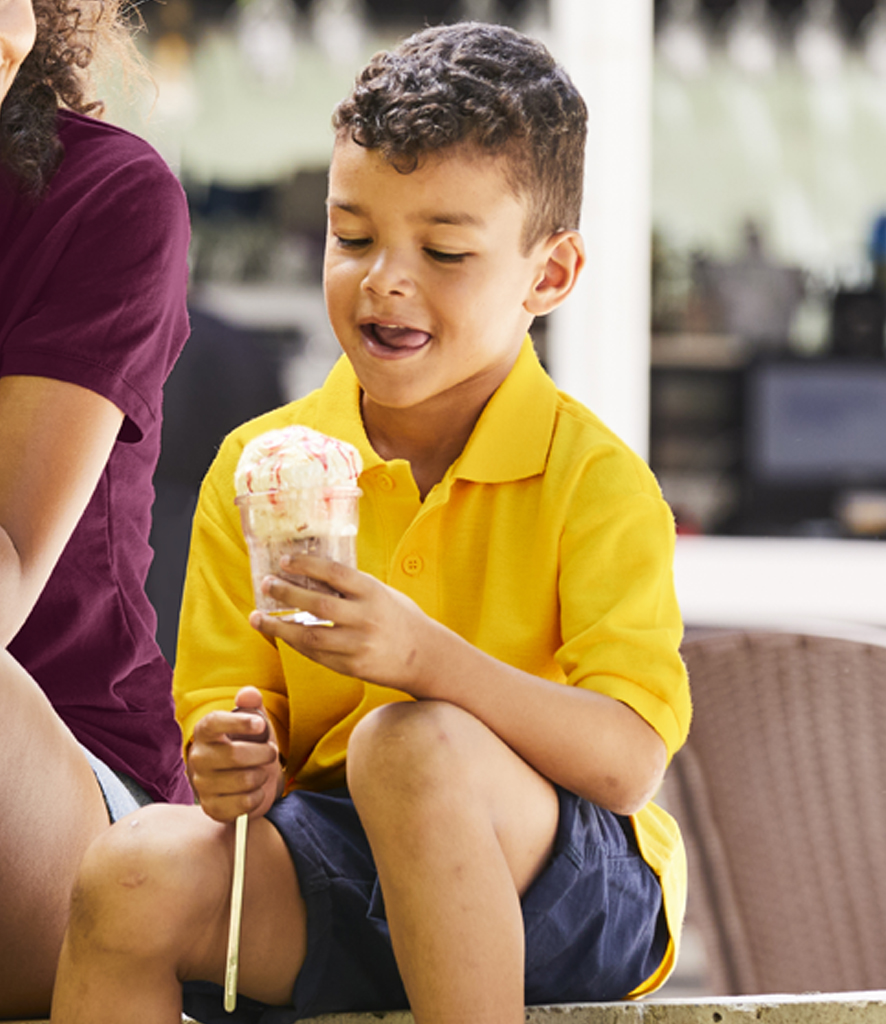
[51,22,691,1024]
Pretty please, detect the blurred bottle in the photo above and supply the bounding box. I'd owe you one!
[724,0,781,78]
[657,0,711,79]
[793,0,846,81]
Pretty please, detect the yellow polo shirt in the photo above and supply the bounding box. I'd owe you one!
[174,337,691,995]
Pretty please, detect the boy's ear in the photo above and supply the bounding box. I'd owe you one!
[524,230,585,316]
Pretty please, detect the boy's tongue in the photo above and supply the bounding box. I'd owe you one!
[372,324,429,349]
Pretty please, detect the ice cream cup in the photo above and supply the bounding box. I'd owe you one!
[236,485,361,626]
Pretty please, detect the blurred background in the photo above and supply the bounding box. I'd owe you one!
[108,0,886,641]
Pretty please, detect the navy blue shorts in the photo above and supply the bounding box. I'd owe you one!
[182,787,668,1024]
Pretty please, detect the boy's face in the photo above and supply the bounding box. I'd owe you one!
[324,139,556,421]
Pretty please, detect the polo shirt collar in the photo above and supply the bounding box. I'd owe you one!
[315,335,558,484]
[452,336,557,483]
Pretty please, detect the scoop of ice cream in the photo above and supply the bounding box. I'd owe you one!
[234,425,362,496]
[235,426,362,548]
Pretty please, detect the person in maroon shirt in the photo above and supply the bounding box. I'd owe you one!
[0,0,192,1014]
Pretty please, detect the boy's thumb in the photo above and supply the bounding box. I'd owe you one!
[232,687,270,743]
[234,686,264,712]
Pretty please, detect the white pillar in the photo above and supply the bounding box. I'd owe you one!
[546,0,653,460]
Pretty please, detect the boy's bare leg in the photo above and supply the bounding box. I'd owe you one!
[0,650,110,1018]
[50,803,306,1024]
[348,700,560,1024]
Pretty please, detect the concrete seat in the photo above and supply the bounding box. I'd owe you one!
[13,992,886,1024]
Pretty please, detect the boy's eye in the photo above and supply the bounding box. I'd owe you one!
[335,236,371,250]
[425,248,469,264]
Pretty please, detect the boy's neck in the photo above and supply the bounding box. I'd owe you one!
[361,395,484,501]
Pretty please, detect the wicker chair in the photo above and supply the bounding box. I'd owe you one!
[664,628,886,995]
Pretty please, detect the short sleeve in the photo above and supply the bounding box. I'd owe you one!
[556,452,692,761]
[1,122,190,441]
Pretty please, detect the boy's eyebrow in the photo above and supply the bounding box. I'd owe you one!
[327,199,485,229]
[420,211,485,228]
[327,200,362,215]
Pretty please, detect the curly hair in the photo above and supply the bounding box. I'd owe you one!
[0,0,141,195]
[332,22,588,254]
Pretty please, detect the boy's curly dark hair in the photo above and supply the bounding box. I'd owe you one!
[0,0,140,195]
[332,22,588,254]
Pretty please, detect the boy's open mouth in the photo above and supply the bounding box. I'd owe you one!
[363,323,431,353]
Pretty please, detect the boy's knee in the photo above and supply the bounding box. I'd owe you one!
[67,804,228,958]
[348,701,474,806]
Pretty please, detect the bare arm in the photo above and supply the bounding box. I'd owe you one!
[250,557,668,816]
[408,619,667,815]
[0,375,124,646]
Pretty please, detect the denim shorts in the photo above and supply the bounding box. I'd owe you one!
[81,744,153,823]
[182,786,668,1024]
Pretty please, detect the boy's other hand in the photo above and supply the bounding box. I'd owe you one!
[249,555,440,696]
[187,686,284,822]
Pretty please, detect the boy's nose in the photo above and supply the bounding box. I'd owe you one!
[360,250,416,298]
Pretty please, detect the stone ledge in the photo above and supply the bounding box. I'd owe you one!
[15,991,886,1024]
[303,991,886,1024]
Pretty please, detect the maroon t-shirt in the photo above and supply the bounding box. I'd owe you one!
[0,110,193,804]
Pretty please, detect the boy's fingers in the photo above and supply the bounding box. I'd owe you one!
[219,740,279,770]
[258,577,353,631]
[188,747,276,791]
[224,711,270,742]
[231,705,271,743]
[195,711,247,743]
[250,610,350,650]
[194,711,270,748]
[195,764,274,796]
[279,553,362,595]
[199,789,268,823]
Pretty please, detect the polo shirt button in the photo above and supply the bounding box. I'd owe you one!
[377,473,395,491]
[402,554,423,576]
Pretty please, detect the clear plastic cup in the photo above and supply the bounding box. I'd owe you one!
[235,486,360,625]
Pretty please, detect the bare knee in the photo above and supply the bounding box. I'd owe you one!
[348,702,559,894]
[67,804,230,962]
[347,701,477,814]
